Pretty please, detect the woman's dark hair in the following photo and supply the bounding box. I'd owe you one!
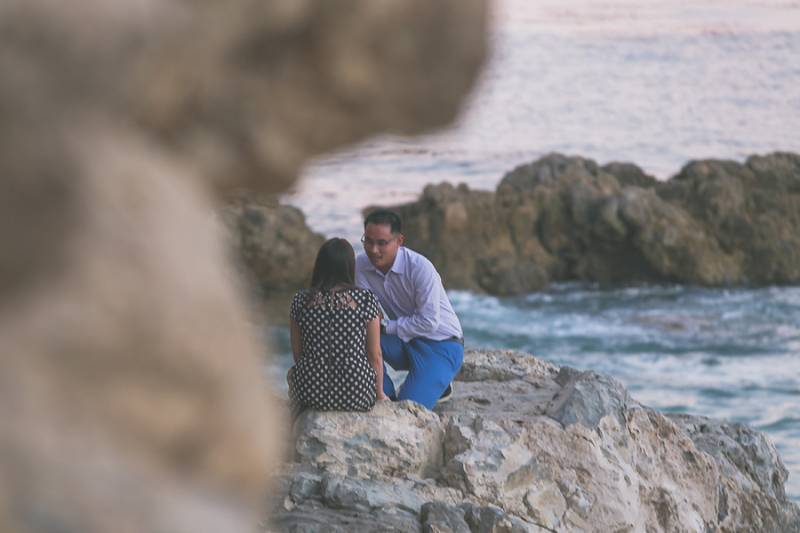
[310,238,356,291]
[364,209,402,234]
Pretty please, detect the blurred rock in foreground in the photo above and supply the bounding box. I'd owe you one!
[270,349,800,532]
[387,152,800,295]
[0,0,488,531]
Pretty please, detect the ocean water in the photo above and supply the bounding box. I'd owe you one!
[268,284,800,500]
[286,0,800,241]
[274,0,800,501]
[450,284,800,502]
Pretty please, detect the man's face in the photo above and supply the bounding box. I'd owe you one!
[363,223,404,273]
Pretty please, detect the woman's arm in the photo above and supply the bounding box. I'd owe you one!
[290,318,302,363]
[366,317,387,400]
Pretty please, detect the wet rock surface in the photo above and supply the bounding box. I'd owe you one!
[270,349,800,532]
[387,152,800,294]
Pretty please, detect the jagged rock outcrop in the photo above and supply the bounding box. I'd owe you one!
[224,200,325,292]
[388,152,800,294]
[668,414,798,532]
[0,1,488,532]
[270,349,800,532]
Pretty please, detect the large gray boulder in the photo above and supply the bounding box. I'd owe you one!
[387,152,800,294]
[271,349,800,532]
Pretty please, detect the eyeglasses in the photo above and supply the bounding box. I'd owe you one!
[361,235,397,248]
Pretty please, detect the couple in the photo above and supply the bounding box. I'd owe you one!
[287,209,464,413]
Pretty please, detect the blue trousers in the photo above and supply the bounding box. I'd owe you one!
[381,334,463,410]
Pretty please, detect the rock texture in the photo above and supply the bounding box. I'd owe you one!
[668,414,798,533]
[271,349,800,532]
[0,1,488,532]
[223,199,325,292]
[386,152,800,294]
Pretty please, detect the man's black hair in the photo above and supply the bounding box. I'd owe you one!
[364,209,402,234]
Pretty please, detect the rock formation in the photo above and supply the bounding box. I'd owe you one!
[0,1,488,532]
[223,199,325,293]
[386,152,800,295]
[271,349,800,532]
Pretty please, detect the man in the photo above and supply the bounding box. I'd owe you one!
[355,209,463,409]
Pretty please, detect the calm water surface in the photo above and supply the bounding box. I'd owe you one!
[286,0,800,241]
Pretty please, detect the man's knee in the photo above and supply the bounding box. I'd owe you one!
[447,343,464,373]
[380,333,408,370]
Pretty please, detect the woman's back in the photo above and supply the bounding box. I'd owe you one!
[289,287,380,411]
[291,288,376,361]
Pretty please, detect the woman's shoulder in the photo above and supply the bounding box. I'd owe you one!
[291,289,312,306]
[350,288,380,314]
[349,286,376,298]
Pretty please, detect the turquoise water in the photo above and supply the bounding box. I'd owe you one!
[269,285,800,501]
[449,284,800,501]
[274,0,800,503]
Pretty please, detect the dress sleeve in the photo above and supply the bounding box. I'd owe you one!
[289,291,304,322]
[361,290,381,322]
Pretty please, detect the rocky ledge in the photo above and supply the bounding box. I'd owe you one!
[268,349,799,532]
[230,152,800,295]
[387,152,800,294]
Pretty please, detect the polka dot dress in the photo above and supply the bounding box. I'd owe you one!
[288,287,380,412]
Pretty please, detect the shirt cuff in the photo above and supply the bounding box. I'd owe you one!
[385,319,398,336]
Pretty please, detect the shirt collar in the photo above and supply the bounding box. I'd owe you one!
[367,246,406,276]
[389,246,406,274]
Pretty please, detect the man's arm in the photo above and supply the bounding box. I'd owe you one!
[385,261,442,342]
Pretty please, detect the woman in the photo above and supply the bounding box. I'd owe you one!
[288,238,386,413]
